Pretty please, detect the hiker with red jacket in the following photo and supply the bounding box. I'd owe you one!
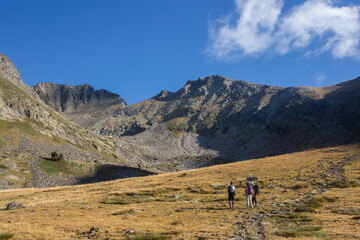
[245,182,254,208]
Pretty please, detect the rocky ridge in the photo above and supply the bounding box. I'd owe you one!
[33,82,127,127]
[90,75,360,170]
[0,53,34,94]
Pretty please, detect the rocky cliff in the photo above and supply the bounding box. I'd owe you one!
[33,83,127,127]
[0,52,39,99]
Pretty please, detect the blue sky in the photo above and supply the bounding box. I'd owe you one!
[1,0,359,105]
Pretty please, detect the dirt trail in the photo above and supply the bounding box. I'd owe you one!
[231,151,358,240]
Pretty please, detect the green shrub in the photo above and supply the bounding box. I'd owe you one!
[295,196,337,213]
[167,122,188,133]
[329,179,352,188]
[275,230,297,237]
[275,213,312,224]
[155,195,192,202]
[0,233,13,240]
[51,152,59,161]
[39,158,82,176]
[332,207,360,215]
[321,196,337,202]
[175,208,185,213]
[48,152,65,162]
[291,183,308,190]
[171,220,183,225]
[275,226,323,238]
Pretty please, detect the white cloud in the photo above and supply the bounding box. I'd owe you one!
[207,0,360,59]
[207,0,283,59]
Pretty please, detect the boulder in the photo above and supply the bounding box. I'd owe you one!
[0,178,9,189]
[246,176,258,181]
[6,202,24,210]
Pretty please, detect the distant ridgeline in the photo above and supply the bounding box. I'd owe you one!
[0,51,360,190]
[34,70,360,170]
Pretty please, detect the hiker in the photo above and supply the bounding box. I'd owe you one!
[251,182,260,207]
[245,182,253,208]
[228,181,236,209]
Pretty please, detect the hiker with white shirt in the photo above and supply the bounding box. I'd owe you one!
[228,181,236,209]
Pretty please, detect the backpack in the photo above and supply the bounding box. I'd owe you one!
[254,185,260,194]
[245,186,253,195]
[228,185,235,193]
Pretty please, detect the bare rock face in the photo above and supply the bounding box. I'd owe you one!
[33,83,127,127]
[0,52,38,98]
[0,52,42,120]
[0,52,22,87]
[33,83,126,112]
[92,75,360,169]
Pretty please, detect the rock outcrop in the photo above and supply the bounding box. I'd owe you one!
[0,52,38,99]
[33,83,127,127]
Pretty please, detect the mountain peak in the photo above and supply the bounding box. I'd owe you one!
[153,75,260,102]
[0,52,39,98]
[0,52,23,86]
[33,82,127,113]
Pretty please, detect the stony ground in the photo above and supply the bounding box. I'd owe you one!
[0,144,359,239]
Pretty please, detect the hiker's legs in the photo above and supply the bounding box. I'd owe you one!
[246,194,253,208]
[252,194,257,206]
[246,194,250,208]
[229,194,235,208]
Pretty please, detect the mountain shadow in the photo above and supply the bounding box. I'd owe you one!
[197,77,360,165]
[78,164,156,184]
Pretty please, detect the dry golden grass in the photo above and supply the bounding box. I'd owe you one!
[0,144,359,239]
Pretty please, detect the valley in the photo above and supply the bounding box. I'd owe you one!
[0,144,359,239]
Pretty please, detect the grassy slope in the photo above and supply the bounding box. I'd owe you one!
[0,76,123,155]
[0,144,359,239]
[0,76,132,187]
